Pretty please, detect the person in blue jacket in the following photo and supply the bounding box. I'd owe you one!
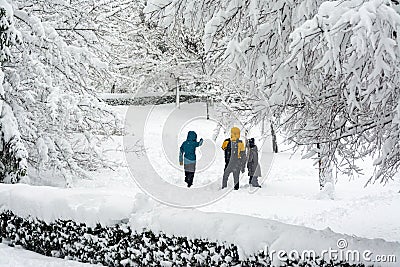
[179,131,203,187]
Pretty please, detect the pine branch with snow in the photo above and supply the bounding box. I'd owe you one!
[0,1,27,183]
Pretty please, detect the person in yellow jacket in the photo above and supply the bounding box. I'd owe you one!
[221,127,246,190]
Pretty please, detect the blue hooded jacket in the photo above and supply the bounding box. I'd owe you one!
[179,131,203,165]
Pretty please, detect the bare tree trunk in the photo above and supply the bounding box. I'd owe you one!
[317,143,333,190]
[317,143,324,189]
[175,78,180,109]
[206,96,210,119]
[270,122,278,153]
[0,214,3,243]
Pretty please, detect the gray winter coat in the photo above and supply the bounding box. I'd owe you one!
[247,145,261,177]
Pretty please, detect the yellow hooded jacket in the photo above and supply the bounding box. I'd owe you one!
[221,127,245,159]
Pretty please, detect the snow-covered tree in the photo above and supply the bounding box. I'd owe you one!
[284,0,400,184]
[0,1,121,185]
[0,1,27,183]
[83,0,209,95]
[144,0,322,92]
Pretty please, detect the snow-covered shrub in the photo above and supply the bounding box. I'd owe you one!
[0,211,366,267]
[0,211,242,266]
[102,94,208,106]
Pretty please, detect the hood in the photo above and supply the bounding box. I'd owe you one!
[186,131,197,141]
[248,138,255,148]
[230,127,240,141]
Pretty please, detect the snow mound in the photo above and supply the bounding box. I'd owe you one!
[0,184,135,226]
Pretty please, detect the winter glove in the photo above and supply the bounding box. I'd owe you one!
[241,167,245,173]
[179,162,183,166]
[198,138,204,146]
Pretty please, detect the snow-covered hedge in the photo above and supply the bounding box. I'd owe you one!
[101,94,207,106]
[0,211,366,267]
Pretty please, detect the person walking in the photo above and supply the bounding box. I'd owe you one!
[221,127,246,190]
[179,131,203,187]
[247,138,262,187]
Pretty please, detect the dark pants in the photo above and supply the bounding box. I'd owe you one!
[185,171,195,187]
[222,162,240,190]
[249,176,261,187]
[184,163,196,187]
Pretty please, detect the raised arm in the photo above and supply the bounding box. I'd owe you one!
[197,138,204,147]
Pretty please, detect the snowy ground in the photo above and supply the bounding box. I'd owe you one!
[2,102,400,265]
[0,243,98,267]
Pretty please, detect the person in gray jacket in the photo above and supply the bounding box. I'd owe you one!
[247,138,261,187]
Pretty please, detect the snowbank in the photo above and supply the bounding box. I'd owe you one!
[130,194,400,265]
[0,184,135,226]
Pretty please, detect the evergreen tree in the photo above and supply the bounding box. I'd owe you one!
[0,2,27,183]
